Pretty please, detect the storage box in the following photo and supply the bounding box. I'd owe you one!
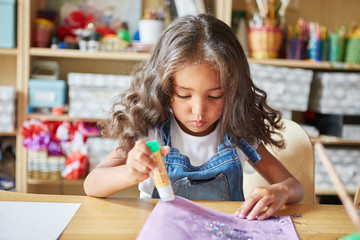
[309,72,360,115]
[250,64,313,111]
[68,72,132,118]
[0,86,16,132]
[29,79,67,108]
[86,137,118,171]
[315,146,360,193]
[31,60,59,80]
[0,0,17,48]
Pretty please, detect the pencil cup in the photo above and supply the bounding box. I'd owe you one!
[345,37,360,64]
[248,26,283,59]
[329,33,346,62]
[138,20,164,44]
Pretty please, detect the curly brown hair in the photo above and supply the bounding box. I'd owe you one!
[100,14,284,155]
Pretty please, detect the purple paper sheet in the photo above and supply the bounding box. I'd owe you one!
[137,196,299,240]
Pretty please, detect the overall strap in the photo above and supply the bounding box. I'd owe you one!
[237,138,262,164]
[157,120,171,147]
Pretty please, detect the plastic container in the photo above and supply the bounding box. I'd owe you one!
[0,0,17,48]
[345,38,360,64]
[138,20,164,44]
[34,18,54,48]
[329,32,346,62]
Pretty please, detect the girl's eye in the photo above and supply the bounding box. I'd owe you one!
[208,94,223,100]
[176,93,190,99]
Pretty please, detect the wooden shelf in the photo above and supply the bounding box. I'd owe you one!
[0,48,18,55]
[27,178,84,186]
[316,188,355,195]
[28,49,360,71]
[0,131,17,136]
[248,58,360,71]
[30,48,149,61]
[27,113,102,123]
[311,136,360,146]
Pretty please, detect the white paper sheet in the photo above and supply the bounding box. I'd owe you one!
[0,201,81,240]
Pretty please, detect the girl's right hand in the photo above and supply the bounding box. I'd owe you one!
[126,140,170,184]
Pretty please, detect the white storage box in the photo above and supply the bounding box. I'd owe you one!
[342,124,360,141]
[68,73,132,119]
[309,72,360,115]
[315,146,360,193]
[86,137,118,171]
[0,86,16,132]
[250,64,313,111]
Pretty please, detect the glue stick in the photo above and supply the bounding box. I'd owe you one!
[146,140,175,201]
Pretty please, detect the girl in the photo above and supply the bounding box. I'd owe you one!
[84,14,304,221]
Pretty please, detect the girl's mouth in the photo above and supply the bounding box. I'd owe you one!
[191,120,205,128]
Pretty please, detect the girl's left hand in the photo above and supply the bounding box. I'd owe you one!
[234,184,288,220]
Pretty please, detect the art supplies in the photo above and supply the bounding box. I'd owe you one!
[139,8,165,44]
[345,25,360,64]
[137,196,299,239]
[146,140,175,201]
[246,0,288,58]
[329,25,347,62]
[248,26,283,58]
[246,0,290,28]
[286,18,308,59]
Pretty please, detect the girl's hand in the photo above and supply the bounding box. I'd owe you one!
[126,140,170,184]
[235,184,288,220]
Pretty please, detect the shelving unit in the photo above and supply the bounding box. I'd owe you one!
[0,0,27,192]
[16,0,230,194]
[8,0,360,196]
[248,58,360,71]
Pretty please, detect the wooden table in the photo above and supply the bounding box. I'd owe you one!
[0,190,358,239]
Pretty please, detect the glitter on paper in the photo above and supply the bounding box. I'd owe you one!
[137,196,299,240]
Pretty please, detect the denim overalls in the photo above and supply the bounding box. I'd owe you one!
[151,121,262,201]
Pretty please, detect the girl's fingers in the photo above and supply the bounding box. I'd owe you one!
[257,204,277,220]
[161,146,171,157]
[246,198,271,220]
[130,159,152,174]
[131,141,157,170]
[235,194,260,218]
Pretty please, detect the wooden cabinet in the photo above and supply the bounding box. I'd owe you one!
[9,0,360,195]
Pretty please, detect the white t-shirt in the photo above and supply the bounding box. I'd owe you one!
[138,114,257,198]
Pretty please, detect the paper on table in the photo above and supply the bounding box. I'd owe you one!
[137,196,299,240]
[0,201,81,240]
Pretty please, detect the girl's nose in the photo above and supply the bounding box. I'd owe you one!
[192,97,206,117]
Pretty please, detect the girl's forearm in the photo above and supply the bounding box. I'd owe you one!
[281,177,304,204]
[83,165,136,197]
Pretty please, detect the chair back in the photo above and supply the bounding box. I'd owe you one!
[354,182,360,206]
[243,119,316,204]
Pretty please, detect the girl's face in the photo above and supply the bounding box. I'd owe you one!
[171,63,225,136]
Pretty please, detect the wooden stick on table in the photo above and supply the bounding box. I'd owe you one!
[314,142,360,232]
